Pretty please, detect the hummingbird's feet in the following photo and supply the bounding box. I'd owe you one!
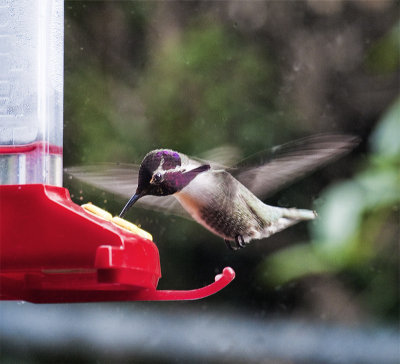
[235,234,246,248]
[224,235,246,250]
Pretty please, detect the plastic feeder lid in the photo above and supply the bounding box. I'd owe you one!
[0,184,235,303]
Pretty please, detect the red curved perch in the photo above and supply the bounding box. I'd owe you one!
[133,267,235,301]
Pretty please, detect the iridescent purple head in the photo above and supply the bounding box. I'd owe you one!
[119,149,210,218]
[137,149,182,195]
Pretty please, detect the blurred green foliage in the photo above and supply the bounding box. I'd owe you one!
[261,98,400,320]
[64,2,154,165]
[140,21,285,155]
[366,21,400,74]
[65,11,291,166]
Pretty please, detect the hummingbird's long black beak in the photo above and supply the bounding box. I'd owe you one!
[119,193,141,218]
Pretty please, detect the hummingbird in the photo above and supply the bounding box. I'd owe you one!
[66,134,358,250]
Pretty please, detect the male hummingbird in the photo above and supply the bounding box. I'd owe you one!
[66,134,358,250]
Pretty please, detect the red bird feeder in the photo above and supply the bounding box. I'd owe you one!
[0,182,235,303]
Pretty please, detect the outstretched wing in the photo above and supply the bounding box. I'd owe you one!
[196,145,242,169]
[65,163,191,219]
[233,134,359,199]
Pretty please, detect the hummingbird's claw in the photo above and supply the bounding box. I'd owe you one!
[235,234,246,249]
[224,235,247,250]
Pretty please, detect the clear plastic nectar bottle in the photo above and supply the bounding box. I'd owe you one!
[0,0,63,186]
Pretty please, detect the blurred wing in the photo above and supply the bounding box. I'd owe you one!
[197,144,242,169]
[66,163,138,198]
[234,134,360,199]
[64,163,191,219]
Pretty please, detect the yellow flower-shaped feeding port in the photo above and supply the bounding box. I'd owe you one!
[111,216,153,241]
[82,203,153,241]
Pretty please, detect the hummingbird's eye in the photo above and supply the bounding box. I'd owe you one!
[152,172,162,184]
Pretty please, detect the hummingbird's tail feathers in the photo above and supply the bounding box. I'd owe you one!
[281,207,317,221]
[260,207,316,240]
[261,218,300,239]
